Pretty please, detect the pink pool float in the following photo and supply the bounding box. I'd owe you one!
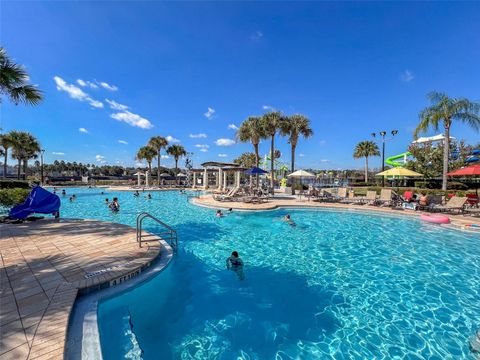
[420,214,451,224]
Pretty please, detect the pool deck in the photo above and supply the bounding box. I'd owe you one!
[193,195,480,227]
[0,218,167,360]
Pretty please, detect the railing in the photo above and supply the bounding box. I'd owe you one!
[136,212,178,252]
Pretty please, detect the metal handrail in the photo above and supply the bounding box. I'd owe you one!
[136,212,178,251]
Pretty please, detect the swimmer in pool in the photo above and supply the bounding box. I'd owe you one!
[283,214,296,227]
[109,197,120,212]
[133,190,140,197]
[226,251,245,280]
[216,210,224,217]
[105,198,109,204]
[147,194,152,199]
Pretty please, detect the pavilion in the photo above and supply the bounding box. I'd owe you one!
[191,162,246,190]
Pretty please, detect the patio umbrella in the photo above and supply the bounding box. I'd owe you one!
[375,167,423,177]
[447,164,480,176]
[244,167,268,175]
[177,173,187,178]
[287,170,316,178]
[159,173,170,177]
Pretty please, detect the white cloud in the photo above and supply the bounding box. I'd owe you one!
[110,111,153,129]
[299,153,305,157]
[215,138,236,146]
[118,140,128,145]
[262,105,275,111]
[195,144,209,153]
[54,76,103,108]
[166,135,180,143]
[98,81,118,91]
[161,155,170,159]
[52,152,65,155]
[319,140,327,145]
[135,161,145,167]
[77,79,98,89]
[106,99,129,111]
[95,154,106,163]
[228,124,239,130]
[400,70,414,82]
[251,31,264,41]
[204,107,216,119]
[320,159,330,163]
[189,133,207,138]
[218,153,228,158]
[79,127,89,133]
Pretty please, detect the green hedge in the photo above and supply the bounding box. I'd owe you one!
[0,180,31,189]
[0,188,31,207]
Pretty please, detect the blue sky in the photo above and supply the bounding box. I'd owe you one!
[1,1,479,170]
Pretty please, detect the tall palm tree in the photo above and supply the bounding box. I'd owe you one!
[167,144,186,184]
[237,116,266,186]
[136,146,156,175]
[9,131,40,179]
[0,132,14,178]
[261,111,284,193]
[0,47,43,106]
[148,136,168,185]
[414,92,480,190]
[353,141,380,182]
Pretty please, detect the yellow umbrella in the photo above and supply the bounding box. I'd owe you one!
[375,167,423,177]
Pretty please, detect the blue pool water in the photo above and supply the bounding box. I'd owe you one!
[59,188,480,359]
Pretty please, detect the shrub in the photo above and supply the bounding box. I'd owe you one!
[0,180,31,189]
[0,188,31,207]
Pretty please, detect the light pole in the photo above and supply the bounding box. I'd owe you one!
[40,149,45,185]
[371,130,398,187]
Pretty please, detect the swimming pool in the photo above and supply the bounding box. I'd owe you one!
[60,188,480,359]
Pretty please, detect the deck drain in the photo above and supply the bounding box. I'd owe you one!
[84,262,133,279]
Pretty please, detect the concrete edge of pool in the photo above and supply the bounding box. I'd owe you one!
[0,218,172,360]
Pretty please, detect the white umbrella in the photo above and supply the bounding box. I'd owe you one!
[177,173,187,178]
[159,173,170,177]
[287,170,315,178]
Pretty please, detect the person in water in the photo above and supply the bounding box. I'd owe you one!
[61,189,66,196]
[105,198,110,204]
[69,196,74,202]
[216,210,224,217]
[133,190,140,197]
[109,197,120,212]
[283,214,296,227]
[226,251,245,280]
[147,194,152,199]
[228,208,233,213]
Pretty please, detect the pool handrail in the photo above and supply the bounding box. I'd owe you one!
[136,212,178,252]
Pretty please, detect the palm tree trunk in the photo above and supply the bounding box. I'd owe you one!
[291,143,296,195]
[442,124,450,191]
[3,149,7,178]
[364,157,369,182]
[23,160,28,180]
[270,134,275,194]
[157,151,161,186]
[175,159,179,185]
[17,159,21,179]
[254,143,260,187]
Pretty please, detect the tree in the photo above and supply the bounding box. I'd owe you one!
[237,116,266,186]
[148,136,168,185]
[414,92,480,190]
[279,114,313,194]
[353,141,380,182]
[136,146,156,175]
[0,132,14,178]
[261,111,285,193]
[9,131,40,179]
[167,144,186,184]
[0,47,43,106]
[234,152,256,168]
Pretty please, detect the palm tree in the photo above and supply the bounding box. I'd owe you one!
[136,146,156,175]
[353,141,380,182]
[261,111,285,193]
[0,132,14,178]
[148,136,168,185]
[414,92,480,190]
[237,116,266,186]
[0,47,43,106]
[167,144,186,184]
[279,114,313,194]
[9,131,40,179]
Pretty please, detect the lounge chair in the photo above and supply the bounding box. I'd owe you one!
[464,208,480,217]
[376,189,399,207]
[430,196,467,214]
[347,190,367,204]
[337,187,348,201]
[213,186,239,201]
[315,189,336,202]
[365,190,378,205]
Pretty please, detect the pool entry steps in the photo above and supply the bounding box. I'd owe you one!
[136,212,178,252]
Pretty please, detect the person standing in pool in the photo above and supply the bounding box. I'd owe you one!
[109,197,120,212]
[283,214,296,227]
[226,251,245,280]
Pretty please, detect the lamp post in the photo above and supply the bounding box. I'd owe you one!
[371,130,398,187]
[40,149,45,185]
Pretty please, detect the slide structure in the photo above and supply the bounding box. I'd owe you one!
[385,152,411,167]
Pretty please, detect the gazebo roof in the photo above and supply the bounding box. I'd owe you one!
[201,161,240,168]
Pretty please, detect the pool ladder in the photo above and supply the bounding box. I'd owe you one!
[136,212,178,252]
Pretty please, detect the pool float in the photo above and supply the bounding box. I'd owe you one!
[420,214,451,224]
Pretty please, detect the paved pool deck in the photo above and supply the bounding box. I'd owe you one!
[0,219,167,360]
[193,195,480,228]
